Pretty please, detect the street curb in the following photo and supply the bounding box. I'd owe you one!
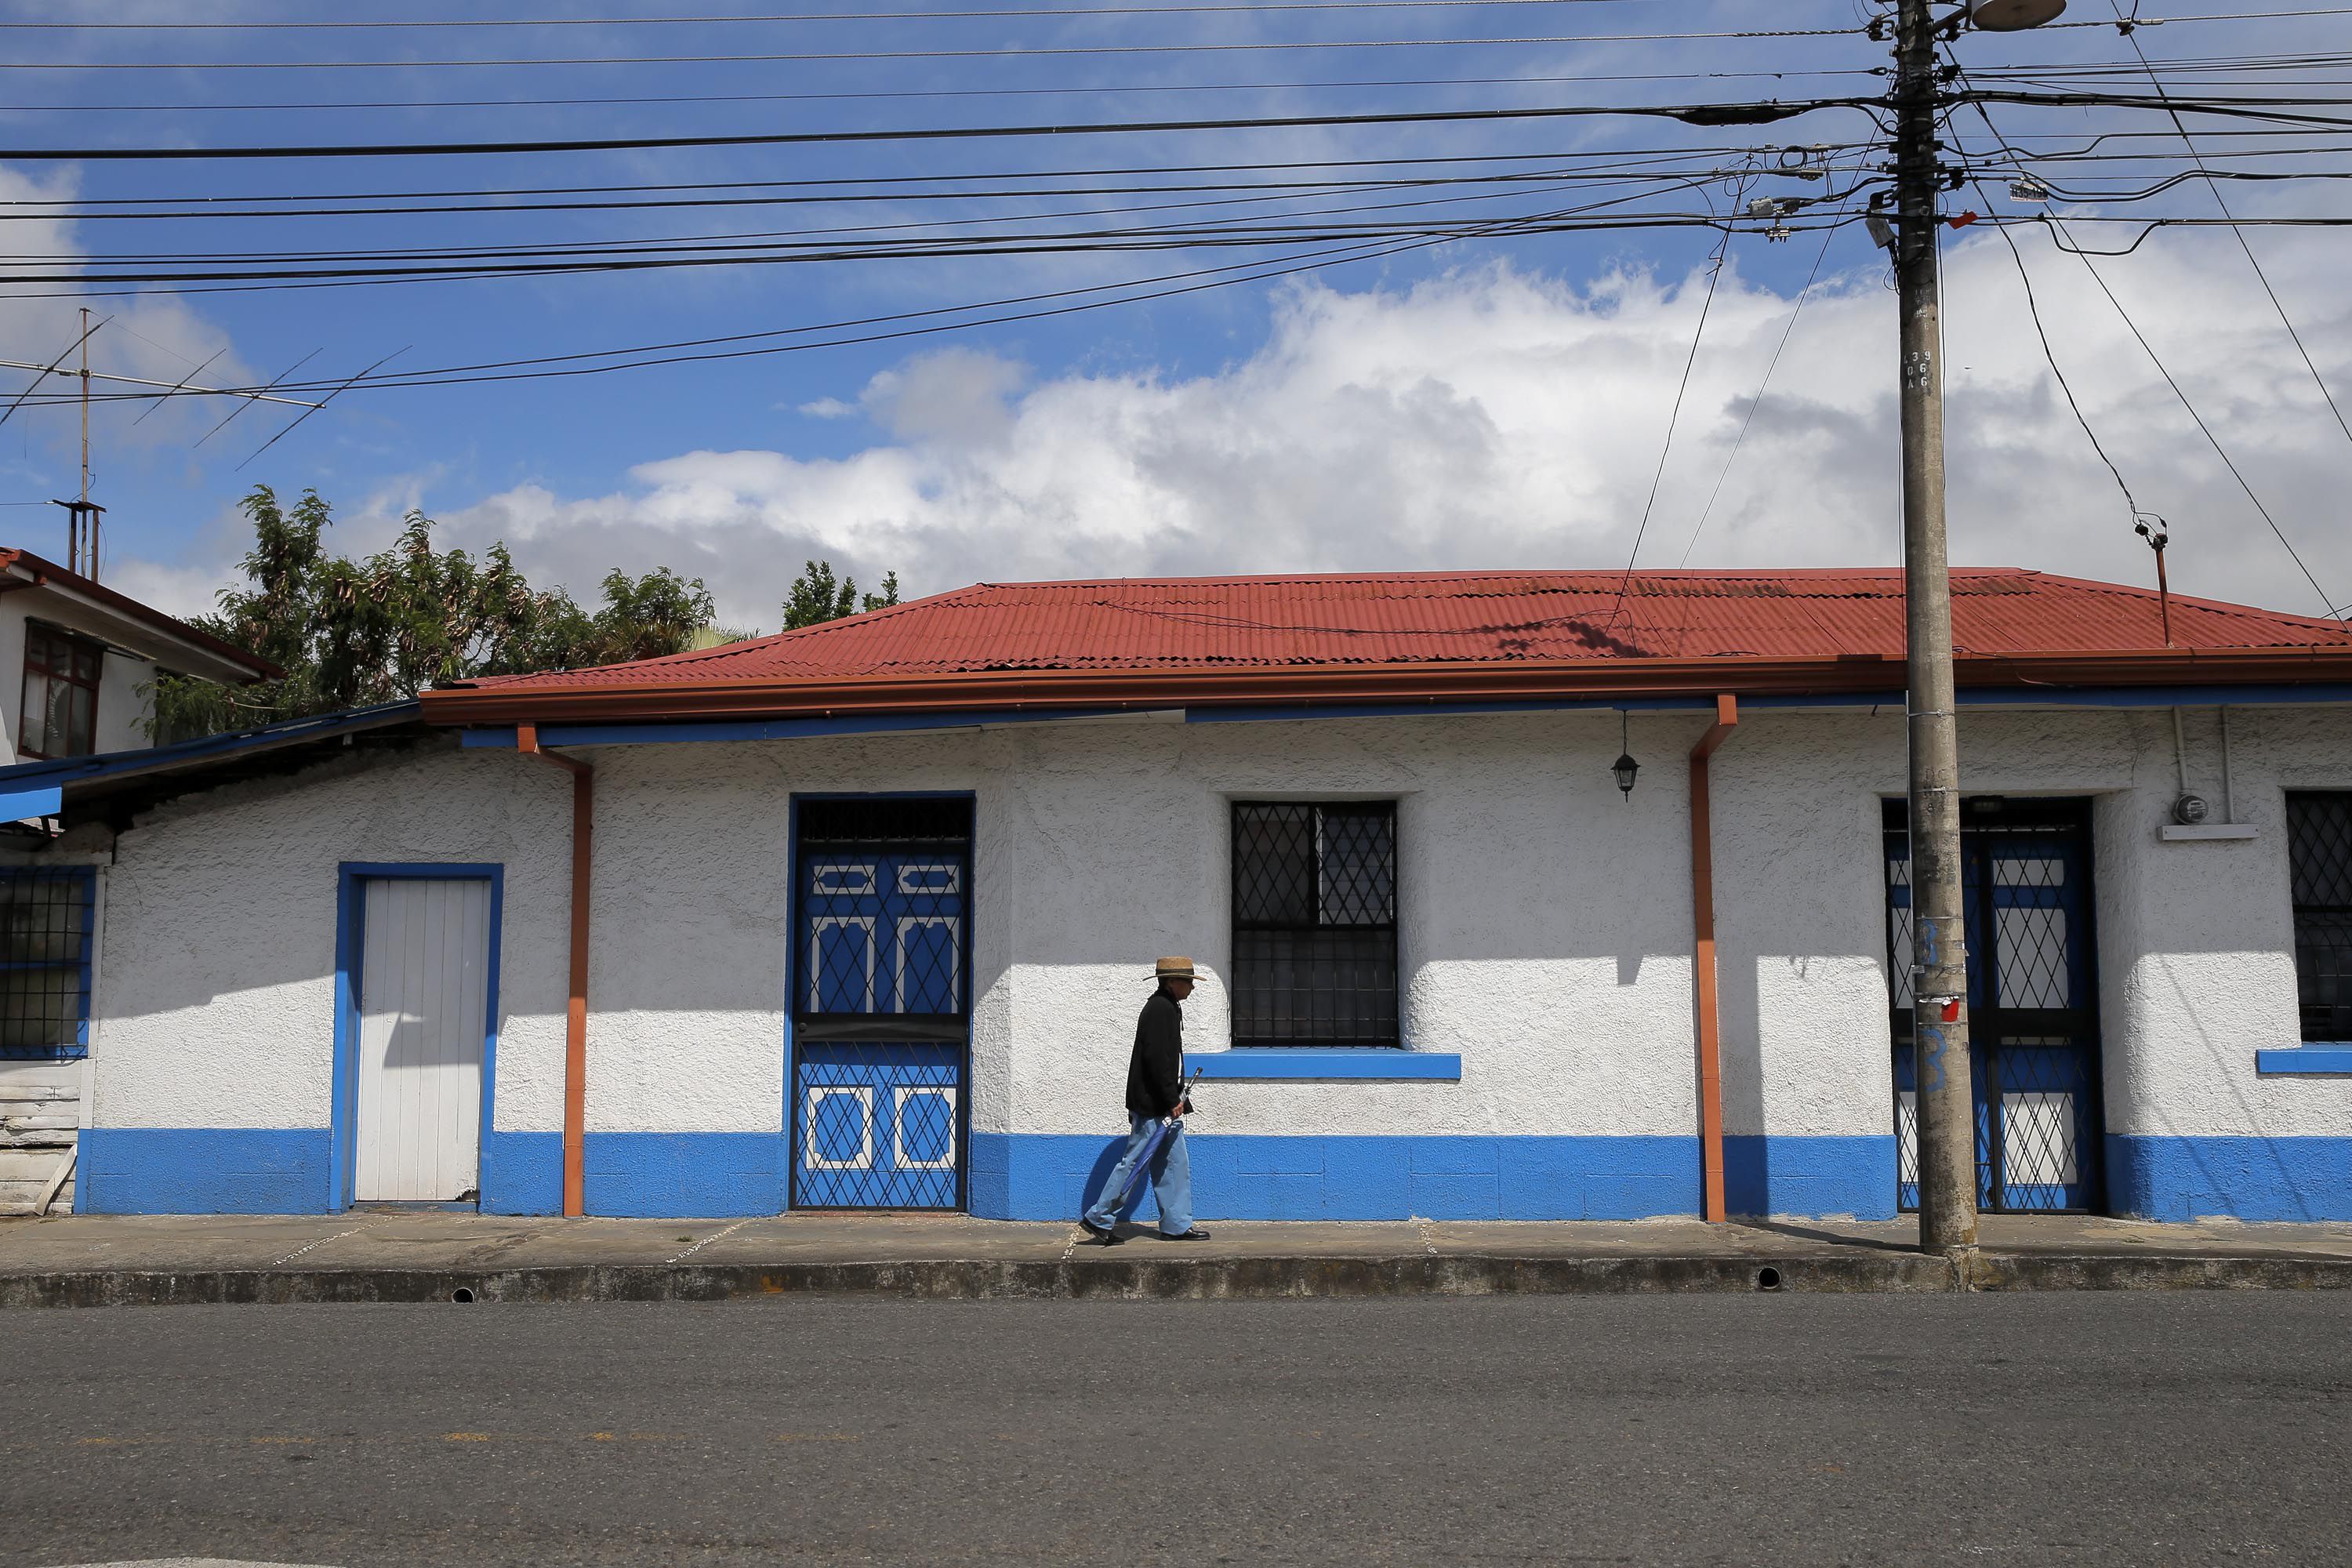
[4,1249,2349,1307]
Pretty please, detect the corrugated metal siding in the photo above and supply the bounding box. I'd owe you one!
[462,568,2352,693]
[354,878,490,1204]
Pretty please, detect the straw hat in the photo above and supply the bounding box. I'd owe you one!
[1154,956,1199,982]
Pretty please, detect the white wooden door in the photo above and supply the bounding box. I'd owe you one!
[354,878,491,1203]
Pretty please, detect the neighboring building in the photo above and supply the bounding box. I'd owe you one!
[0,546,274,764]
[1,567,2347,1224]
[0,546,275,1214]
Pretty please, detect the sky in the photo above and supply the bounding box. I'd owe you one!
[2,0,2349,635]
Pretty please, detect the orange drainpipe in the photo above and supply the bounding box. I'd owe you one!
[1687,693,1739,1224]
[517,722,593,1218]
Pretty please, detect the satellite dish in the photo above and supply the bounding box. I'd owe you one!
[1969,0,2067,30]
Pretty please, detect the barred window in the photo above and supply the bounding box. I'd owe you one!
[2286,793,2352,1041]
[20,622,102,760]
[0,869,95,1060]
[1230,801,1399,1047]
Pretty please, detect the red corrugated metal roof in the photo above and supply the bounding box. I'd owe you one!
[454,568,2352,693]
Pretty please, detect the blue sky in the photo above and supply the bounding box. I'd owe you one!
[5,0,2350,631]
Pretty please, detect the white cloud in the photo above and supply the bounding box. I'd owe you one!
[395,223,2352,632]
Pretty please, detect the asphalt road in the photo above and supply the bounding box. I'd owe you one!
[5,1293,2348,1566]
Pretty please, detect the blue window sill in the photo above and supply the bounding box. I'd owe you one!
[1191,1049,1461,1081]
[2256,1045,2352,1075]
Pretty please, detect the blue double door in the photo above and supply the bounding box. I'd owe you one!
[791,800,971,1210]
[1886,798,2105,1213]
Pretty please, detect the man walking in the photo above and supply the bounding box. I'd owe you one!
[1079,956,1211,1244]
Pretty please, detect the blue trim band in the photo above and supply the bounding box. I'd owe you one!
[1191,1049,1461,1081]
[2256,1046,2352,1074]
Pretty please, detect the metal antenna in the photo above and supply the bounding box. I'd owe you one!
[193,349,321,448]
[238,347,408,471]
[129,346,227,427]
[0,313,109,435]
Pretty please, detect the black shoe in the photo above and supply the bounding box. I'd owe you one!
[1159,1228,1213,1241]
[1078,1217,1121,1245]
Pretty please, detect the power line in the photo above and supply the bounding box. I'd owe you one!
[1962,170,2146,525]
[2104,0,2352,452]
[0,24,1864,74]
[1606,217,1733,632]
[3,142,1846,220]
[1675,212,1838,570]
[0,93,1860,162]
[1962,91,2345,620]
[0,66,1890,118]
[5,180,1792,394]
[0,0,1699,27]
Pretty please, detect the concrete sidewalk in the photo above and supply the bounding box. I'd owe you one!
[5,1210,2351,1305]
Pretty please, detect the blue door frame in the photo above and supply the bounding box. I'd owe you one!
[330,862,505,1212]
[786,794,974,1210]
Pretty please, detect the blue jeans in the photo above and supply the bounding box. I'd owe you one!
[1083,1115,1193,1235]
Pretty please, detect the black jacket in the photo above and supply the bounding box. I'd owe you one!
[1124,985,1186,1120]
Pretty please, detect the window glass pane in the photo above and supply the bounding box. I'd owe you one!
[42,677,72,760]
[1232,804,1313,926]
[71,643,100,684]
[1319,807,1396,926]
[67,684,94,757]
[18,670,45,757]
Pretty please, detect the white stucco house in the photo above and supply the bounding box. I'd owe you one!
[0,545,276,1213]
[0,566,2345,1224]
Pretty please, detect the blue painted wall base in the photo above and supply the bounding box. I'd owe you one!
[1724,1134,1899,1221]
[80,1127,332,1214]
[481,1130,563,1215]
[584,1131,785,1218]
[2107,1134,2352,1221]
[973,1133,1899,1221]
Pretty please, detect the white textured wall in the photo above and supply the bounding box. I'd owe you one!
[93,742,574,1133]
[78,702,2352,1151]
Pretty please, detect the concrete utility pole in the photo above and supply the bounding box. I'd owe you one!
[1892,0,1979,1256]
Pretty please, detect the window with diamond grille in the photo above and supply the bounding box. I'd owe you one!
[1231,801,1399,1046]
[0,869,95,1060]
[2286,792,2352,1040]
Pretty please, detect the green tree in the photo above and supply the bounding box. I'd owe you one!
[782,560,900,630]
[151,485,720,741]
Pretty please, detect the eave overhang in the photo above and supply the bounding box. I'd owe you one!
[419,644,2352,727]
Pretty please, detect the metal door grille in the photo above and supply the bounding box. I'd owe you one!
[790,797,971,1210]
[1231,801,1399,1046]
[2286,793,2352,1040]
[1885,798,2104,1214]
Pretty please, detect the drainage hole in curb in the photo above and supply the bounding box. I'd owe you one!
[1755,1266,1782,1292]
[450,1287,476,1304]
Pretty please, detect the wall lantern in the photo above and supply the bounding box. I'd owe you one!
[1611,710,1640,800]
